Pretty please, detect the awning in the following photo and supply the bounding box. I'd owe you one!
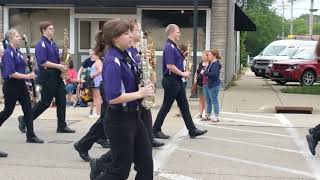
[235,3,256,31]
[3,0,211,7]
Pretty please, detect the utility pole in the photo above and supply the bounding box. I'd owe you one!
[309,0,318,35]
[290,0,294,35]
[282,0,285,38]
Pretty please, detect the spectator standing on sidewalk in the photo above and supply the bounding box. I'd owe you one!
[193,51,209,120]
[203,49,222,122]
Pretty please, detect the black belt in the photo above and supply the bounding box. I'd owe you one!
[108,105,139,112]
[165,74,182,79]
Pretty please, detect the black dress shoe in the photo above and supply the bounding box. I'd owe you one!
[26,136,44,144]
[0,150,8,158]
[152,140,165,148]
[96,139,111,148]
[57,126,76,133]
[90,158,101,180]
[306,134,318,156]
[18,116,26,133]
[189,128,208,138]
[309,128,315,135]
[153,131,170,139]
[74,141,91,162]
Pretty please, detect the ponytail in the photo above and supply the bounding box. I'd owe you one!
[94,31,106,60]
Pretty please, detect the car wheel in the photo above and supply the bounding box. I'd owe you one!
[301,70,316,86]
[275,80,287,85]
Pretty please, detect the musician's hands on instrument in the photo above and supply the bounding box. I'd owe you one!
[139,83,155,98]
[181,71,190,78]
[58,64,68,71]
[27,72,37,80]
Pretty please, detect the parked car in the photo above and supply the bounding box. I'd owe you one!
[253,40,316,78]
[270,48,320,86]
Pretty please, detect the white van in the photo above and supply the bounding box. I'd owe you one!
[252,40,317,77]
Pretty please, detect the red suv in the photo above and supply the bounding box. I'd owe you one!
[270,48,320,86]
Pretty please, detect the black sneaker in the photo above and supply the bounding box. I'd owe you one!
[153,131,170,139]
[96,139,111,148]
[0,150,8,158]
[18,116,26,133]
[306,134,318,156]
[152,140,165,148]
[73,141,91,162]
[57,126,76,133]
[90,158,101,180]
[309,128,315,135]
[26,136,44,144]
[189,129,208,138]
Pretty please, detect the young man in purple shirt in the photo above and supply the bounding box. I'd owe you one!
[0,29,44,158]
[153,24,207,139]
[18,21,75,134]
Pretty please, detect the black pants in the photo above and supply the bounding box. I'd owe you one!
[153,75,196,132]
[313,124,320,141]
[78,83,108,150]
[78,100,108,150]
[28,69,67,128]
[95,107,153,180]
[0,79,35,138]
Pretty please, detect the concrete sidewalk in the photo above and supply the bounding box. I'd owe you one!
[220,70,320,114]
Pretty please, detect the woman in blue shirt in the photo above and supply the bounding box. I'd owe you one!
[204,49,222,122]
[0,29,44,158]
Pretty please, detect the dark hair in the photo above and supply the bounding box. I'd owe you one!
[39,21,53,34]
[94,19,130,58]
[315,37,320,57]
[68,59,74,69]
[94,31,105,59]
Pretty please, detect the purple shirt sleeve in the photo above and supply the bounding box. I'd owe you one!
[35,41,48,66]
[3,51,16,77]
[164,44,175,65]
[103,60,123,102]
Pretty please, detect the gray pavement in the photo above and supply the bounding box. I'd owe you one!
[1,70,320,180]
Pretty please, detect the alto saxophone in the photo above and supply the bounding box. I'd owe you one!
[60,28,70,79]
[147,36,157,107]
[185,42,193,72]
[139,33,154,109]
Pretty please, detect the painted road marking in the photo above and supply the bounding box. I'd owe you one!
[276,114,320,180]
[178,147,314,178]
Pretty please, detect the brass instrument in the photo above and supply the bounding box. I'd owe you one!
[139,32,154,109]
[60,28,70,79]
[146,35,157,107]
[185,42,193,72]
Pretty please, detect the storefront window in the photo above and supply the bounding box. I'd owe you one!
[80,21,91,49]
[142,10,206,51]
[9,8,70,48]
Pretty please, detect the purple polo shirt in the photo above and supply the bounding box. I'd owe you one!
[103,46,139,108]
[1,45,26,79]
[35,36,60,70]
[126,46,141,64]
[162,39,184,77]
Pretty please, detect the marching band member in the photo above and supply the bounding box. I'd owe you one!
[18,21,75,134]
[91,19,154,180]
[0,29,44,158]
[127,20,164,148]
[153,24,207,139]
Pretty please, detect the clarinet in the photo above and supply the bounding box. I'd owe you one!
[22,34,37,100]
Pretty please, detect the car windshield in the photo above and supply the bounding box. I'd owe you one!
[278,47,299,57]
[261,45,286,56]
[292,49,316,60]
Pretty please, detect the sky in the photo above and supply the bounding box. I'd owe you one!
[273,0,320,19]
